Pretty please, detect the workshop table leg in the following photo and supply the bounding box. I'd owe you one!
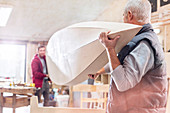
[0,92,3,113]
[12,94,16,113]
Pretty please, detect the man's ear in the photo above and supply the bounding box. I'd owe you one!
[128,11,133,21]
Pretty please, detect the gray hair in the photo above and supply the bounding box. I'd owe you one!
[124,0,151,23]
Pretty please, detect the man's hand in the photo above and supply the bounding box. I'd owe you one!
[88,73,100,79]
[99,31,120,49]
[46,74,49,77]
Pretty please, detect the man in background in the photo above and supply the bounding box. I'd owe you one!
[89,0,167,112]
[31,45,50,106]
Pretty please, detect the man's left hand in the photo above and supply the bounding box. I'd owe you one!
[99,31,120,49]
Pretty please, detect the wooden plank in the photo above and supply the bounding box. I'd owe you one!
[73,84,96,92]
[3,96,29,108]
[73,84,109,92]
[151,4,170,25]
[3,102,29,108]
[82,98,106,103]
[30,96,105,113]
[96,85,109,92]
[159,4,170,12]
[47,22,142,86]
[0,86,35,94]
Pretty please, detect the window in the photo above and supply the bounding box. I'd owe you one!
[0,44,26,82]
[148,0,157,12]
[160,0,170,7]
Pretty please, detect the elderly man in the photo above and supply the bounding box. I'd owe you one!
[89,0,167,113]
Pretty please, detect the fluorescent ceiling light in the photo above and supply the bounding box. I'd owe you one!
[0,6,13,27]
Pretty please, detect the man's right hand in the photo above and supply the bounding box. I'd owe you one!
[88,67,106,79]
[88,73,100,79]
[46,74,49,77]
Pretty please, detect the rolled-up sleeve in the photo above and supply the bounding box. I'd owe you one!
[110,40,154,92]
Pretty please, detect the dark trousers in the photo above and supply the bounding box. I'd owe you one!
[42,89,49,106]
[35,88,49,105]
[35,88,42,103]
[35,77,50,106]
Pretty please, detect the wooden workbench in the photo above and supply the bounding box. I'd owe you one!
[0,86,35,113]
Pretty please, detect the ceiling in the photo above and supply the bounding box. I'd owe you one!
[0,0,126,42]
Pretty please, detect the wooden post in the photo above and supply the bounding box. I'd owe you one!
[108,75,111,84]
[101,74,109,84]
[166,25,170,51]
[12,94,16,113]
[0,93,3,113]
[104,92,107,110]
[80,92,83,108]
[69,86,73,107]
[30,96,38,113]
[164,25,167,52]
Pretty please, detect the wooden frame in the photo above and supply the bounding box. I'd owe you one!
[73,84,109,110]
[30,96,105,113]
